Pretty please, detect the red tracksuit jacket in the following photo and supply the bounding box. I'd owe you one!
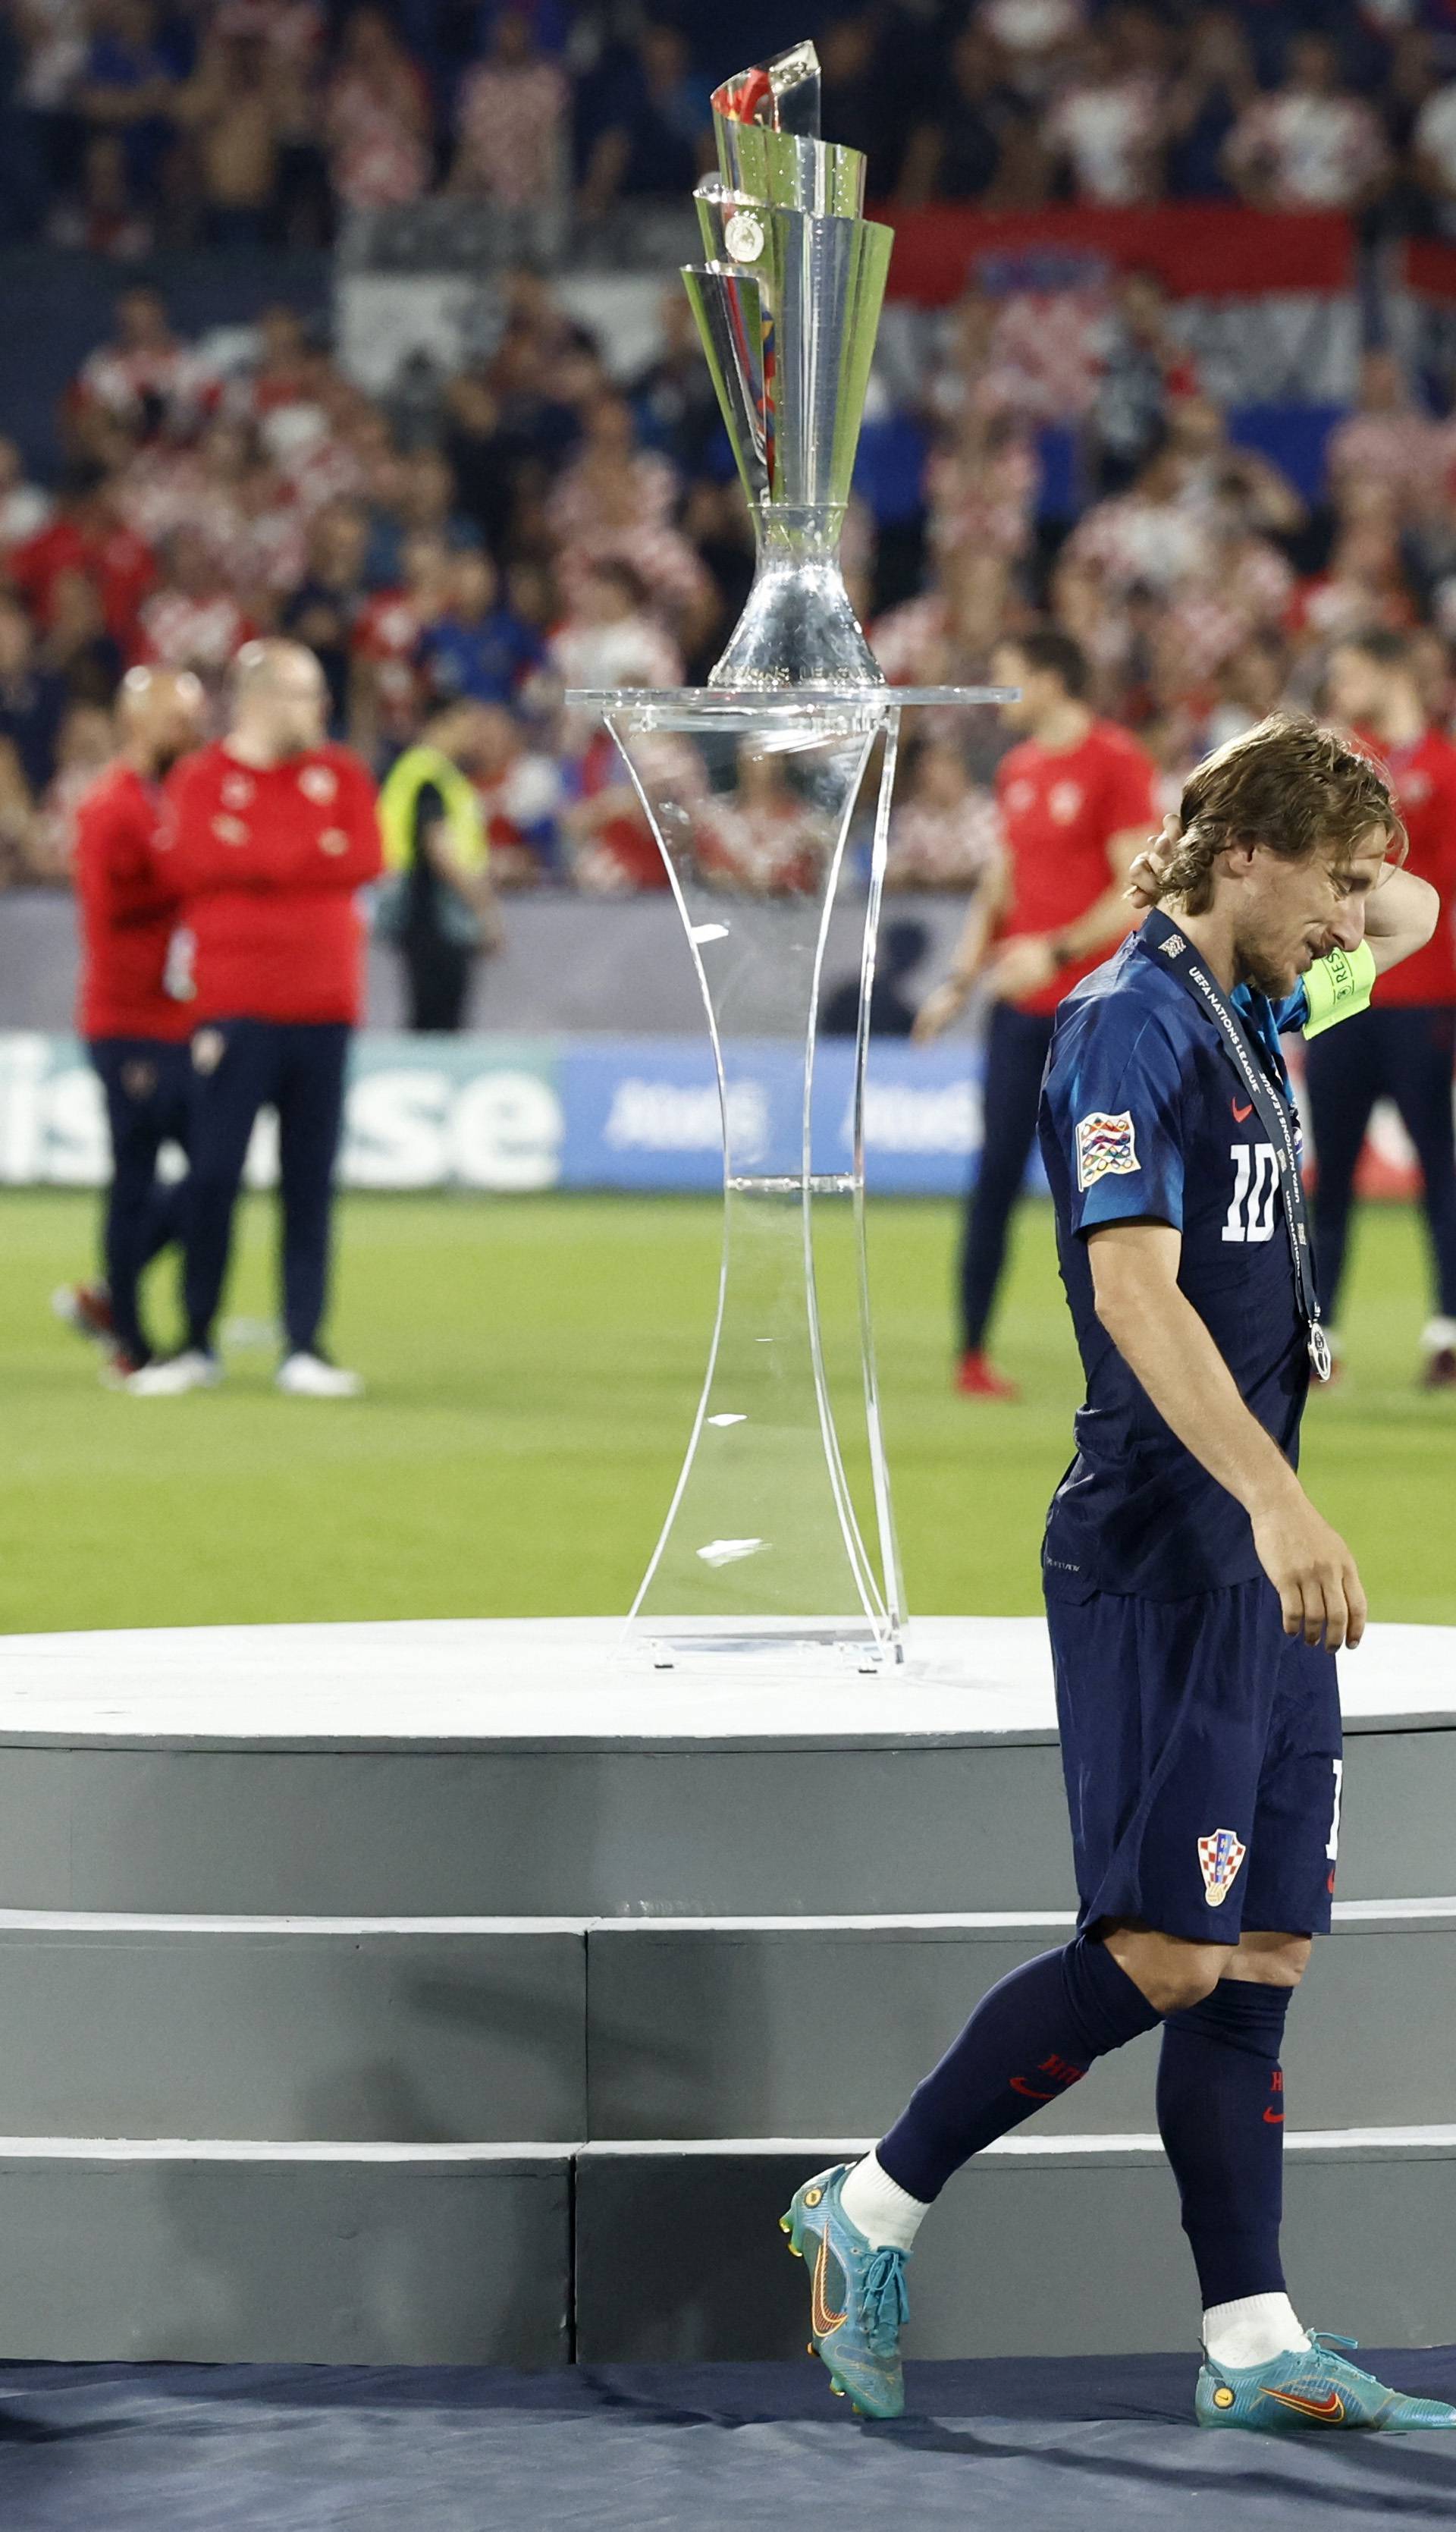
[158,740,383,1025]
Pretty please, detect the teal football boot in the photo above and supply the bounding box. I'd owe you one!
[780,2162,911,2420]
[1197,2332,1456,2433]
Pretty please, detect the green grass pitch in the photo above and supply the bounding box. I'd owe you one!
[1,1188,1452,1637]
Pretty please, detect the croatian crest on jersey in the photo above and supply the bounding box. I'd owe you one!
[1075,1109,1138,1191]
[1197,1827,1247,1907]
[299,763,337,803]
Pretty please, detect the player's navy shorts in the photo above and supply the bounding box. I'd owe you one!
[1045,1574,1343,1946]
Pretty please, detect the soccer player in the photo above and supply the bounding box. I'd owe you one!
[58,666,206,1378]
[914,629,1159,1399]
[1320,630,1456,1384]
[127,640,381,1398]
[784,715,1456,2435]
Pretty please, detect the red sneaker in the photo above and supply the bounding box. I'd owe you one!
[957,1350,1020,1401]
[52,1282,115,1344]
[1423,1347,1456,1392]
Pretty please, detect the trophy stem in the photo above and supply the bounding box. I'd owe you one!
[604,697,902,1673]
[708,504,882,691]
[852,718,905,1634]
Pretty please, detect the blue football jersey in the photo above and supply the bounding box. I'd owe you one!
[1038,931,1310,1601]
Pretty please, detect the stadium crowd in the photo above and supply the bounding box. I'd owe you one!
[13,2,1456,247]
[4,255,1456,906]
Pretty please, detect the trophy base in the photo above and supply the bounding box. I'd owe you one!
[620,1618,901,1678]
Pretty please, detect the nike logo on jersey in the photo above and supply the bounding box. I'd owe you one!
[1232,1098,1254,1123]
[1263,2107,1285,2124]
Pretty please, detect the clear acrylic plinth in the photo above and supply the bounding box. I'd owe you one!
[570,685,1008,1676]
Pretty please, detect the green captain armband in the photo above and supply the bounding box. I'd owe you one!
[1302,938,1376,1038]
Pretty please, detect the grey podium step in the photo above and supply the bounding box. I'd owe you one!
[0,1902,1447,2141]
[575,2129,1456,2363]
[1,1718,1449,1913]
[0,2143,571,2364]
[587,1902,1456,2141]
[0,1916,585,2142]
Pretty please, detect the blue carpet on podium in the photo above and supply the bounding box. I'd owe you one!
[0,2353,1454,2529]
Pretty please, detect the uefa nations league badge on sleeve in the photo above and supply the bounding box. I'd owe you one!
[1075,1111,1140,1192]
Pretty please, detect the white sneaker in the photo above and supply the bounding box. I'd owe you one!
[275,1352,363,1399]
[124,1349,221,1396]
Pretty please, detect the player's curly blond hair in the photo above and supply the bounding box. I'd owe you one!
[1151,714,1404,915]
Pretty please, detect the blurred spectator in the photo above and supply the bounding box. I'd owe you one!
[1164,394,1305,540]
[548,395,714,646]
[470,702,565,884]
[884,741,1004,891]
[48,131,152,256]
[350,530,449,756]
[1045,24,1165,206]
[1224,33,1389,211]
[72,289,218,445]
[566,723,702,893]
[1413,61,1456,235]
[0,438,53,552]
[0,591,66,791]
[1165,11,1255,197]
[11,465,155,647]
[174,19,305,249]
[696,749,832,895]
[817,11,907,181]
[0,738,39,889]
[38,567,124,703]
[449,7,568,250]
[376,702,502,1032]
[281,500,369,725]
[418,548,542,709]
[976,0,1086,99]
[32,698,116,880]
[324,6,432,214]
[823,917,933,1038]
[898,30,1034,208]
[548,558,683,705]
[74,0,185,212]
[1288,519,1417,648]
[1088,271,1199,494]
[135,524,254,681]
[1326,350,1453,514]
[1065,437,1209,596]
[579,24,712,220]
[1203,627,1294,752]
[629,290,724,478]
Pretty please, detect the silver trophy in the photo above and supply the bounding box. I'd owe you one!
[570,45,1004,1674]
[684,42,890,689]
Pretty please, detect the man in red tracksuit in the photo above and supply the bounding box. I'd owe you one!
[915,628,1160,1396]
[129,639,382,1397]
[59,665,206,1377]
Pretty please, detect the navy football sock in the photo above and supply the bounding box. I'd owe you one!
[877,1935,1164,2203]
[1156,1976,1292,2308]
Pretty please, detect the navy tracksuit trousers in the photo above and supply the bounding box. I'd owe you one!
[1304,1002,1456,1326]
[88,1037,192,1362]
[960,1001,1056,1354]
[184,1019,350,1358]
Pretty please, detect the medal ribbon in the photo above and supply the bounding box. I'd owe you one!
[1137,908,1329,1378]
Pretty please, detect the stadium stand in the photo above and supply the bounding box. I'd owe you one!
[8,3,1456,913]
